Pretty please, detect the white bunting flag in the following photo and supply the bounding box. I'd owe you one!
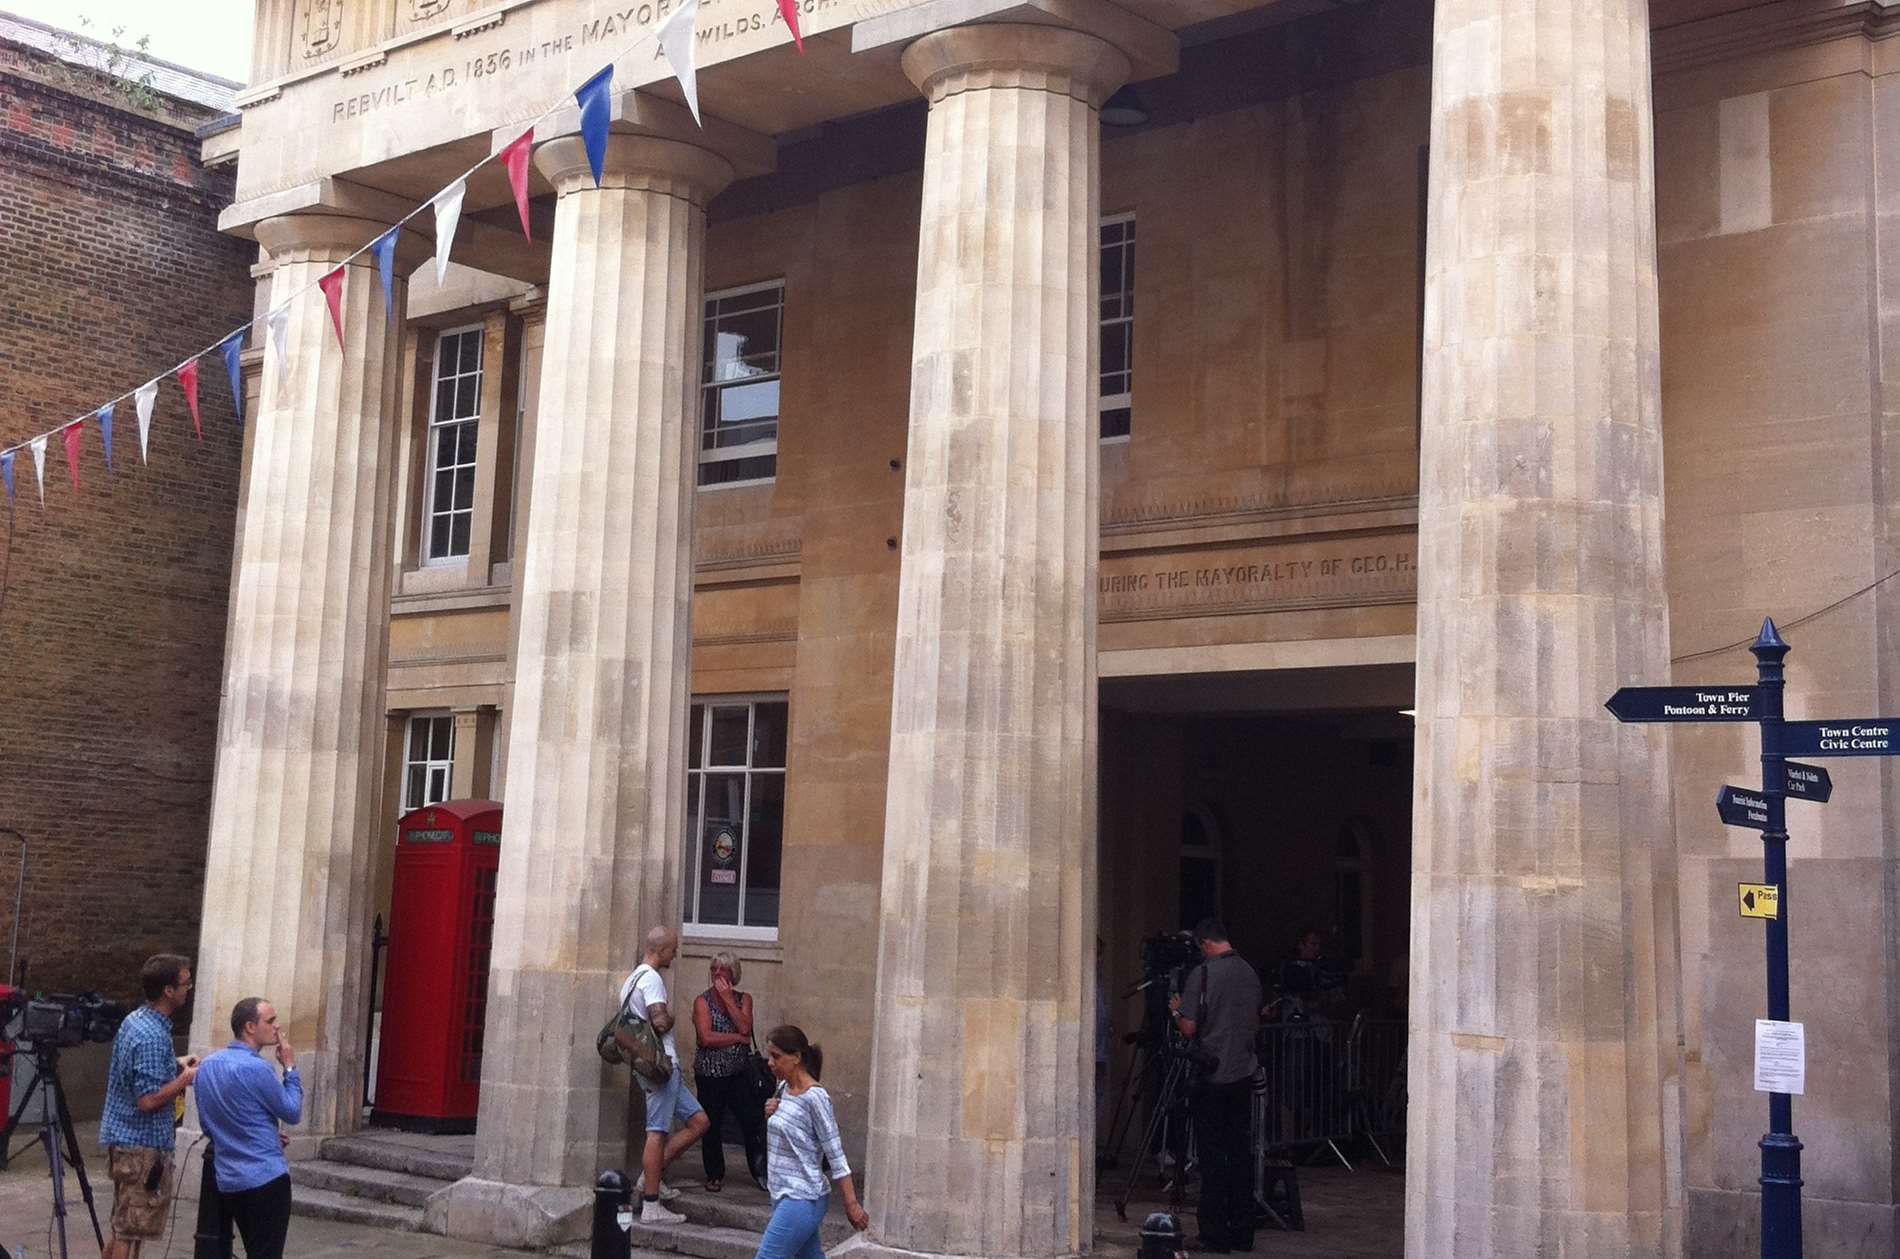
[28,434,47,506]
[134,379,158,463]
[267,306,291,373]
[433,179,466,283]
[658,0,702,127]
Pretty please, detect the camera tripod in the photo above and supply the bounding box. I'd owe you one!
[1,1043,105,1257]
[1112,1045,1196,1221]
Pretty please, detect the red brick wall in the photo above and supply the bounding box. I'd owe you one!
[0,53,250,1005]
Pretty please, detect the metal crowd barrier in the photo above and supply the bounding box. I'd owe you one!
[1254,1014,1406,1170]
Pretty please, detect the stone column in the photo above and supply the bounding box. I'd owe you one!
[440,134,731,1248]
[190,212,412,1139]
[863,26,1127,1259]
[1410,2,1683,1255]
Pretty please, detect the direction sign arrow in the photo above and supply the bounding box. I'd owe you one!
[1739,883,1780,920]
[1784,761,1832,802]
[1604,686,1762,723]
[1717,784,1771,830]
[1781,719,1900,758]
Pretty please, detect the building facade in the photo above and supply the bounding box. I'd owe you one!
[0,14,249,999]
[197,0,1900,1255]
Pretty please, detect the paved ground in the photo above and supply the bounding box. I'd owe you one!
[2,1121,1401,1258]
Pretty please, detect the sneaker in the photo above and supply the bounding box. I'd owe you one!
[640,1199,687,1226]
[634,1174,682,1202]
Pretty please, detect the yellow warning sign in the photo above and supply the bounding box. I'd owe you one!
[1739,883,1780,920]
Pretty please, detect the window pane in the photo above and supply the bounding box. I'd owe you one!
[460,331,482,375]
[699,453,776,486]
[430,514,451,559]
[753,703,788,768]
[434,382,455,423]
[1101,247,1121,301]
[719,379,780,425]
[742,773,784,928]
[408,718,429,760]
[1123,241,1135,312]
[456,375,480,418]
[436,425,458,467]
[683,772,702,919]
[697,773,745,925]
[429,765,449,804]
[450,512,471,557]
[712,309,780,377]
[1101,323,1128,381]
[454,465,476,511]
[405,765,424,811]
[708,706,748,766]
[435,716,455,758]
[689,705,704,770]
[457,420,479,465]
[1102,407,1131,440]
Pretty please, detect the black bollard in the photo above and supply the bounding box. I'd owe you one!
[1138,1211,1184,1259]
[192,1144,234,1259]
[592,1169,633,1259]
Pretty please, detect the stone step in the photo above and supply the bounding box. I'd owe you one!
[664,1188,853,1246]
[316,1133,475,1182]
[288,1158,452,1207]
[558,1222,765,1259]
[288,1183,425,1232]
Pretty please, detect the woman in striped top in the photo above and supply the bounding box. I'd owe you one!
[756,1025,869,1259]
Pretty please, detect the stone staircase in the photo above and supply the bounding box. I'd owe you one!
[286,1131,472,1233]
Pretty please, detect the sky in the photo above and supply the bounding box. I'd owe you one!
[9,0,254,82]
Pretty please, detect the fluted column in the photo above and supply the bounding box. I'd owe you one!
[863,27,1127,1259]
[442,134,731,1248]
[190,212,411,1139]
[1410,3,1683,1255]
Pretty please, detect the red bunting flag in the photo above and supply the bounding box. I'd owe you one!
[500,130,534,240]
[177,358,203,440]
[62,421,82,493]
[777,0,804,52]
[319,267,347,349]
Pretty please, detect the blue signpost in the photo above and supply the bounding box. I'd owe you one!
[1606,618,1900,1259]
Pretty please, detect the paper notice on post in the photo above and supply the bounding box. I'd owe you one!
[1754,1020,1806,1095]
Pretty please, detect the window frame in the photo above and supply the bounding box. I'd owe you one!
[681,692,788,942]
[422,324,485,564]
[698,278,785,491]
[1099,212,1135,444]
[401,712,457,815]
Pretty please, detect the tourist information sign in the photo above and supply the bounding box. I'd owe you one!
[1604,618,1900,1259]
[1717,785,1771,831]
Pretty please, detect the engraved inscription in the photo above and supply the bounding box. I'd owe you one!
[1099,537,1417,621]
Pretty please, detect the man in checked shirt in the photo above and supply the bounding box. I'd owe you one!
[99,954,199,1259]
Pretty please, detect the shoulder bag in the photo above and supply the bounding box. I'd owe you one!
[597,965,675,1085]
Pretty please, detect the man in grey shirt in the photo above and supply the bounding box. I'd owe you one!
[1171,919,1262,1252]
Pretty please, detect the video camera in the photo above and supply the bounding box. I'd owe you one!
[1,991,126,1049]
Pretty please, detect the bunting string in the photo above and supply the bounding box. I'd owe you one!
[0,0,727,496]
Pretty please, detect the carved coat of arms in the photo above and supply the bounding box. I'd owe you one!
[409,0,453,20]
[300,0,342,58]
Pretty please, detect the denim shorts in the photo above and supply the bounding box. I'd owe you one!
[642,1065,706,1133]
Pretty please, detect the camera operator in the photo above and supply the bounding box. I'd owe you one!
[1168,920,1260,1254]
[99,954,197,1259]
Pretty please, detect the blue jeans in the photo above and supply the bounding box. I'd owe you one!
[756,1193,829,1259]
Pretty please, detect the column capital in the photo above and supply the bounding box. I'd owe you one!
[532,133,735,205]
[900,23,1132,107]
[254,211,430,271]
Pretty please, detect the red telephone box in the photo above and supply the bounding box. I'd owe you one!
[373,800,501,1131]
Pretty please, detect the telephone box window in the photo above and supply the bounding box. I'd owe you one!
[683,696,787,937]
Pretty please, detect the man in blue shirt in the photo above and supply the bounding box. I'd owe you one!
[99,954,197,1259]
[194,997,303,1259]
